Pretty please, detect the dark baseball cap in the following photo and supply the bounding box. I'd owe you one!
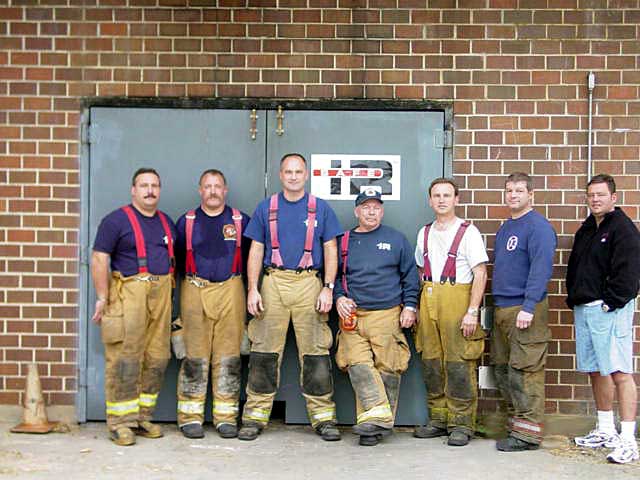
[355,188,384,206]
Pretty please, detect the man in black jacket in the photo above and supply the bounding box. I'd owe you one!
[566,174,640,464]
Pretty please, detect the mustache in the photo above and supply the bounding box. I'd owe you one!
[144,194,157,199]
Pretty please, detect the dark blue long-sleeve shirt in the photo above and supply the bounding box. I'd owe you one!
[335,224,419,310]
[492,209,557,313]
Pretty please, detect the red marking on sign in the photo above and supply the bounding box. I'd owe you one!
[312,168,383,179]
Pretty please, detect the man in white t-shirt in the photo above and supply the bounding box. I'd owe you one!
[413,178,488,447]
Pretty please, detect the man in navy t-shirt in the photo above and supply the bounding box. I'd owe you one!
[239,153,342,442]
[91,168,176,446]
[334,188,419,446]
[173,169,250,440]
[491,172,556,452]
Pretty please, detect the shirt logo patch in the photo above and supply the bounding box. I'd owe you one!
[377,242,391,251]
[223,224,237,241]
[506,235,518,251]
[304,219,318,227]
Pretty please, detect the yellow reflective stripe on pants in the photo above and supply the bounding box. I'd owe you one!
[244,407,270,423]
[213,401,239,415]
[357,404,392,424]
[310,408,336,423]
[178,400,205,415]
[139,393,158,408]
[106,399,140,416]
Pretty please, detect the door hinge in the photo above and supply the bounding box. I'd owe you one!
[433,129,453,149]
[78,365,87,388]
[81,122,91,145]
[80,245,89,266]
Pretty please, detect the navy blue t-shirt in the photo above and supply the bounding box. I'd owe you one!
[244,192,342,270]
[492,209,557,313]
[335,224,419,310]
[93,205,177,277]
[175,205,250,282]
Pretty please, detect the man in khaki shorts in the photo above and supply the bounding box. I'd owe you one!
[239,153,342,442]
[334,188,419,446]
[91,168,176,446]
[173,169,250,439]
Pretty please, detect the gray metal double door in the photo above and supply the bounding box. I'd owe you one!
[83,106,445,425]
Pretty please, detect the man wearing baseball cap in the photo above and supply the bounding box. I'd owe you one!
[334,188,419,446]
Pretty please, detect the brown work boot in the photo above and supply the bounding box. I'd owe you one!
[134,420,163,439]
[238,424,261,441]
[414,424,447,439]
[110,427,136,446]
[315,423,341,441]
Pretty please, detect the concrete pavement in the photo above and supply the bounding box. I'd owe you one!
[1,421,639,479]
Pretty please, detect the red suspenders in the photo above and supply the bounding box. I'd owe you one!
[422,221,470,285]
[185,208,244,277]
[121,205,175,275]
[185,210,197,275]
[268,193,317,270]
[230,209,243,275]
[340,230,351,296]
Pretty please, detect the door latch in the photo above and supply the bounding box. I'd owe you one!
[276,105,284,136]
[249,109,258,140]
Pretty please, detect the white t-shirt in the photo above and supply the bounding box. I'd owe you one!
[414,217,488,284]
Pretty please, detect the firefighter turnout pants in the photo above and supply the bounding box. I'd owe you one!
[491,299,550,445]
[101,272,172,431]
[415,282,485,436]
[242,269,336,429]
[177,275,246,428]
[335,306,410,429]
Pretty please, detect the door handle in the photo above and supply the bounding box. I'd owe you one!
[276,105,284,136]
[250,109,258,140]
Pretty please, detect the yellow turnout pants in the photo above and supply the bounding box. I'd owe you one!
[242,269,336,429]
[335,306,410,429]
[415,282,485,436]
[101,272,172,431]
[177,275,246,427]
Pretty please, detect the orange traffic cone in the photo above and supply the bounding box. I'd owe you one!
[10,363,59,434]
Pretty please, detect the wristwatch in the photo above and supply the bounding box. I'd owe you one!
[467,307,479,316]
[405,306,417,312]
[324,282,334,290]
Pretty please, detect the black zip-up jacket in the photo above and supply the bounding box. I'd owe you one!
[566,207,640,310]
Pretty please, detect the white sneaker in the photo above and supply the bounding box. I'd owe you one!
[606,438,639,464]
[574,429,617,448]
[603,433,623,449]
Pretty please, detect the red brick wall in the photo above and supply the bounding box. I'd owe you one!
[1,0,638,415]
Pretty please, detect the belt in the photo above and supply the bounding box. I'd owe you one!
[186,275,238,288]
[264,266,320,276]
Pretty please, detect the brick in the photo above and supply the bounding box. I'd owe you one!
[263,39,291,53]
[335,85,364,98]
[336,24,364,38]
[307,55,334,68]
[425,55,453,69]
[366,25,394,38]
[277,54,305,68]
[411,40,440,54]
[420,23,451,42]
[487,55,515,69]
[352,40,380,54]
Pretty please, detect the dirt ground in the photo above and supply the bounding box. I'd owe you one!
[1,421,638,480]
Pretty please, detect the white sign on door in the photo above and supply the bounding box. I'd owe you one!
[310,154,401,201]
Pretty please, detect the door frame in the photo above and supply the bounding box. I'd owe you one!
[77,98,453,422]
